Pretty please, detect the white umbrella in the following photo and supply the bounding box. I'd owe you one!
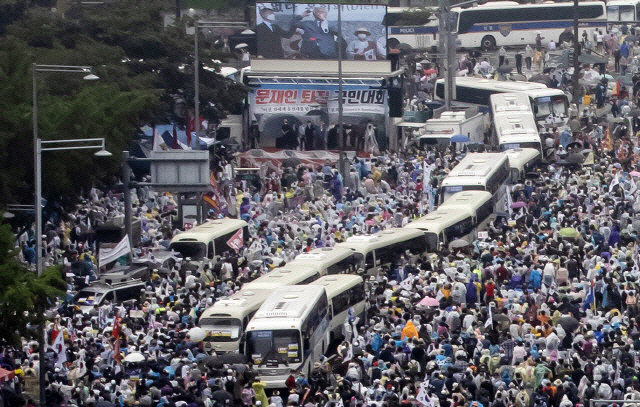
[188,327,206,343]
[124,352,146,363]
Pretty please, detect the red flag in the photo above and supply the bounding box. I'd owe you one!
[112,313,122,364]
[226,228,243,252]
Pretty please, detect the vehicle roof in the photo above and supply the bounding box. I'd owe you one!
[406,208,473,232]
[242,265,319,290]
[491,93,532,114]
[199,289,273,319]
[79,280,144,293]
[252,285,326,320]
[309,275,364,298]
[447,153,509,178]
[505,148,541,167]
[169,219,247,244]
[290,247,354,268]
[454,1,604,11]
[337,228,424,253]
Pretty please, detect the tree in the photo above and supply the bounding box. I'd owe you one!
[0,223,65,348]
[0,1,247,209]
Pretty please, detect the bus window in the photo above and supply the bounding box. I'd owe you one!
[425,232,438,252]
[404,235,429,255]
[476,200,494,224]
[444,216,474,242]
[208,242,214,259]
[510,168,520,184]
[300,273,321,285]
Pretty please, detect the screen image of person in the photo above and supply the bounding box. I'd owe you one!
[256,7,294,59]
[292,6,343,59]
[346,27,382,61]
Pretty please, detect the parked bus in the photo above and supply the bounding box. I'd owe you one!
[406,191,493,250]
[439,152,510,212]
[337,228,428,274]
[290,247,359,275]
[169,219,248,260]
[245,285,331,387]
[505,148,540,184]
[452,1,606,50]
[435,77,569,127]
[490,93,543,154]
[385,7,439,50]
[200,265,321,353]
[310,275,366,342]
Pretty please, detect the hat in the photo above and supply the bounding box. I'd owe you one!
[354,27,371,35]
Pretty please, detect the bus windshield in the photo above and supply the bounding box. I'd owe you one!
[246,329,302,366]
[534,95,567,118]
[169,242,206,259]
[200,317,242,342]
[608,5,635,21]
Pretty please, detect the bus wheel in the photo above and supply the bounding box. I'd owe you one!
[481,35,496,51]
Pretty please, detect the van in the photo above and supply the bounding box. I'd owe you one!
[73,280,146,314]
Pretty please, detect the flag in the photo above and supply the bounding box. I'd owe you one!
[416,381,433,406]
[172,124,179,149]
[226,228,244,252]
[99,235,132,266]
[186,115,204,147]
[484,306,493,328]
[400,275,414,291]
[583,280,595,311]
[602,127,612,152]
[51,328,67,368]
[203,172,220,210]
[113,312,122,364]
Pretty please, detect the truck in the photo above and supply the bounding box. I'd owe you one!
[418,108,487,150]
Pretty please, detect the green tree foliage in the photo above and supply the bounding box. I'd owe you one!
[0,1,247,208]
[0,223,65,347]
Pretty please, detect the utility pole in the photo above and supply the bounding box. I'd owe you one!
[439,0,456,110]
[337,1,347,179]
[572,0,581,103]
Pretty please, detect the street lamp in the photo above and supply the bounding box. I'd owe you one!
[193,21,246,149]
[32,64,100,277]
[32,64,101,407]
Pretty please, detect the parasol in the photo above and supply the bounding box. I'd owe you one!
[559,227,579,239]
[449,239,471,249]
[511,201,527,209]
[187,327,206,343]
[418,297,440,307]
[124,352,146,363]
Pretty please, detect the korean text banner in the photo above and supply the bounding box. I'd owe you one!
[251,87,386,116]
[255,3,387,60]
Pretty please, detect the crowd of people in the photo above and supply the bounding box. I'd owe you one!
[7,21,640,407]
[1,114,640,407]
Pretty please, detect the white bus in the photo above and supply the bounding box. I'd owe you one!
[491,93,543,154]
[169,219,248,260]
[435,77,569,127]
[452,1,606,50]
[439,152,511,212]
[505,148,541,184]
[245,285,331,388]
[290,247,359,275]
[337,228,428,274]
[406,191,493,250]
[200,265,321,353]
[385,7,439,50]
[607,0,640,25]
[310,275,366,342]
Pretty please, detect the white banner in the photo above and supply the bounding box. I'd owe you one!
[99,235,132,266]
[251,88,386,116]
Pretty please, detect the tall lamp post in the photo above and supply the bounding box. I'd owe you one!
[32,64,103,406]
[193,21,246,148]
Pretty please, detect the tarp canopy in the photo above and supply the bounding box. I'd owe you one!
[237,149,355,176]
